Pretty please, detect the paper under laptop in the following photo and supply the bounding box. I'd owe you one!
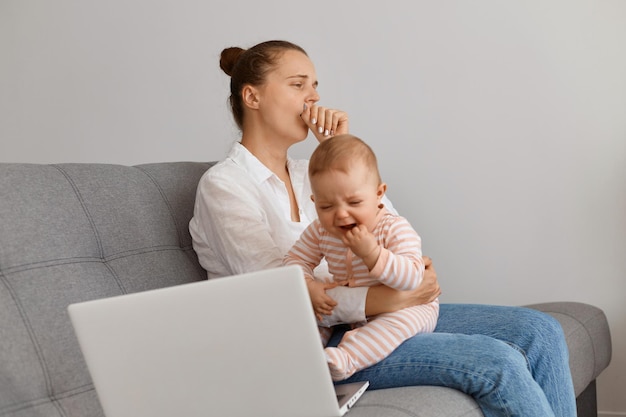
[68,265,368,417]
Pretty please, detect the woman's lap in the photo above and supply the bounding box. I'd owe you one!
[332,303,576,417]
[435,303,576,415]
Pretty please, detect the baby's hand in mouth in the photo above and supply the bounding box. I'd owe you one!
[341,224,379,261]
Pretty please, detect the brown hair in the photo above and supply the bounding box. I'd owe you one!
[309,134,382,183]
[219,40,308,130]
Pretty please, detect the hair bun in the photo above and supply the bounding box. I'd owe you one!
[220,47,245,76]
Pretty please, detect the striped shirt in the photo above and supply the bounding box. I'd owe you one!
[284,209,425,290]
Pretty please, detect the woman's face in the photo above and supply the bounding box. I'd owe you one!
[255,50,320,143]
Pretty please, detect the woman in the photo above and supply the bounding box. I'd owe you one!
[189,40,576,417]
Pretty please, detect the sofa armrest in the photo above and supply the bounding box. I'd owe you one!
[525,302,612,396]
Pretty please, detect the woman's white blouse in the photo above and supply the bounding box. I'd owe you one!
[190,142,377,325]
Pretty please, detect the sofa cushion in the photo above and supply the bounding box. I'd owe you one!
[0,163,212,417]
[351,386,482,417]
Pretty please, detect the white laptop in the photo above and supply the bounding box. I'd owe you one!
[68,265,368,417]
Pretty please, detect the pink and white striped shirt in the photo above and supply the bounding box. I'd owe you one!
[284,209,425,291]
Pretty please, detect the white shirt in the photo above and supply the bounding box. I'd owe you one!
[190,142,393,326]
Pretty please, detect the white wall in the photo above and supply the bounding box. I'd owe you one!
[2,0,625,413]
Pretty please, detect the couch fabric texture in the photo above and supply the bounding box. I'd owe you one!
[0,162,612,417]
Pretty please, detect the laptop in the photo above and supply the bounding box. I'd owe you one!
[68,265,369,417]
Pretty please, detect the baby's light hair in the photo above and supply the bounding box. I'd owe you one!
[309,134,382,184]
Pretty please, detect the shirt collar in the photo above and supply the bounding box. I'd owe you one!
[227,142,302,188]
[227,142,279,184]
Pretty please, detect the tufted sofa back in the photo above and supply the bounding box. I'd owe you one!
[0,162,214,417]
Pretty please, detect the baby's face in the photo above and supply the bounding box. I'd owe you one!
[311,163,384,240]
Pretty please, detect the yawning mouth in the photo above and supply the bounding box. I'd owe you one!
[339,224,357,231]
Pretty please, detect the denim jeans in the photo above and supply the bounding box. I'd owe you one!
[331,304,577,417]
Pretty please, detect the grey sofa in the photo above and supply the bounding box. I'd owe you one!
[0,161,612,417]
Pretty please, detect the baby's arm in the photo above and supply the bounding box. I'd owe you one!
[368,217,425,291]
[284,223,338,320]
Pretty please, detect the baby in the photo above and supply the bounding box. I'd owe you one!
[284,134,439,381]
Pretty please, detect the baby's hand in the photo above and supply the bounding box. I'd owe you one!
[342,225,378,259]
[306,280,338,321]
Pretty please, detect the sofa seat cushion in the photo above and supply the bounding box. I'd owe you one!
[351,386,482,417]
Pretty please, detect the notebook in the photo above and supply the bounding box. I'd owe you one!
[68,265,369,417]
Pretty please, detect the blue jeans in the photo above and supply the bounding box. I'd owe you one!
[331,304,576,417]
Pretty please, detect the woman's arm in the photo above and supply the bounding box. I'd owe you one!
[365,257,441,316]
